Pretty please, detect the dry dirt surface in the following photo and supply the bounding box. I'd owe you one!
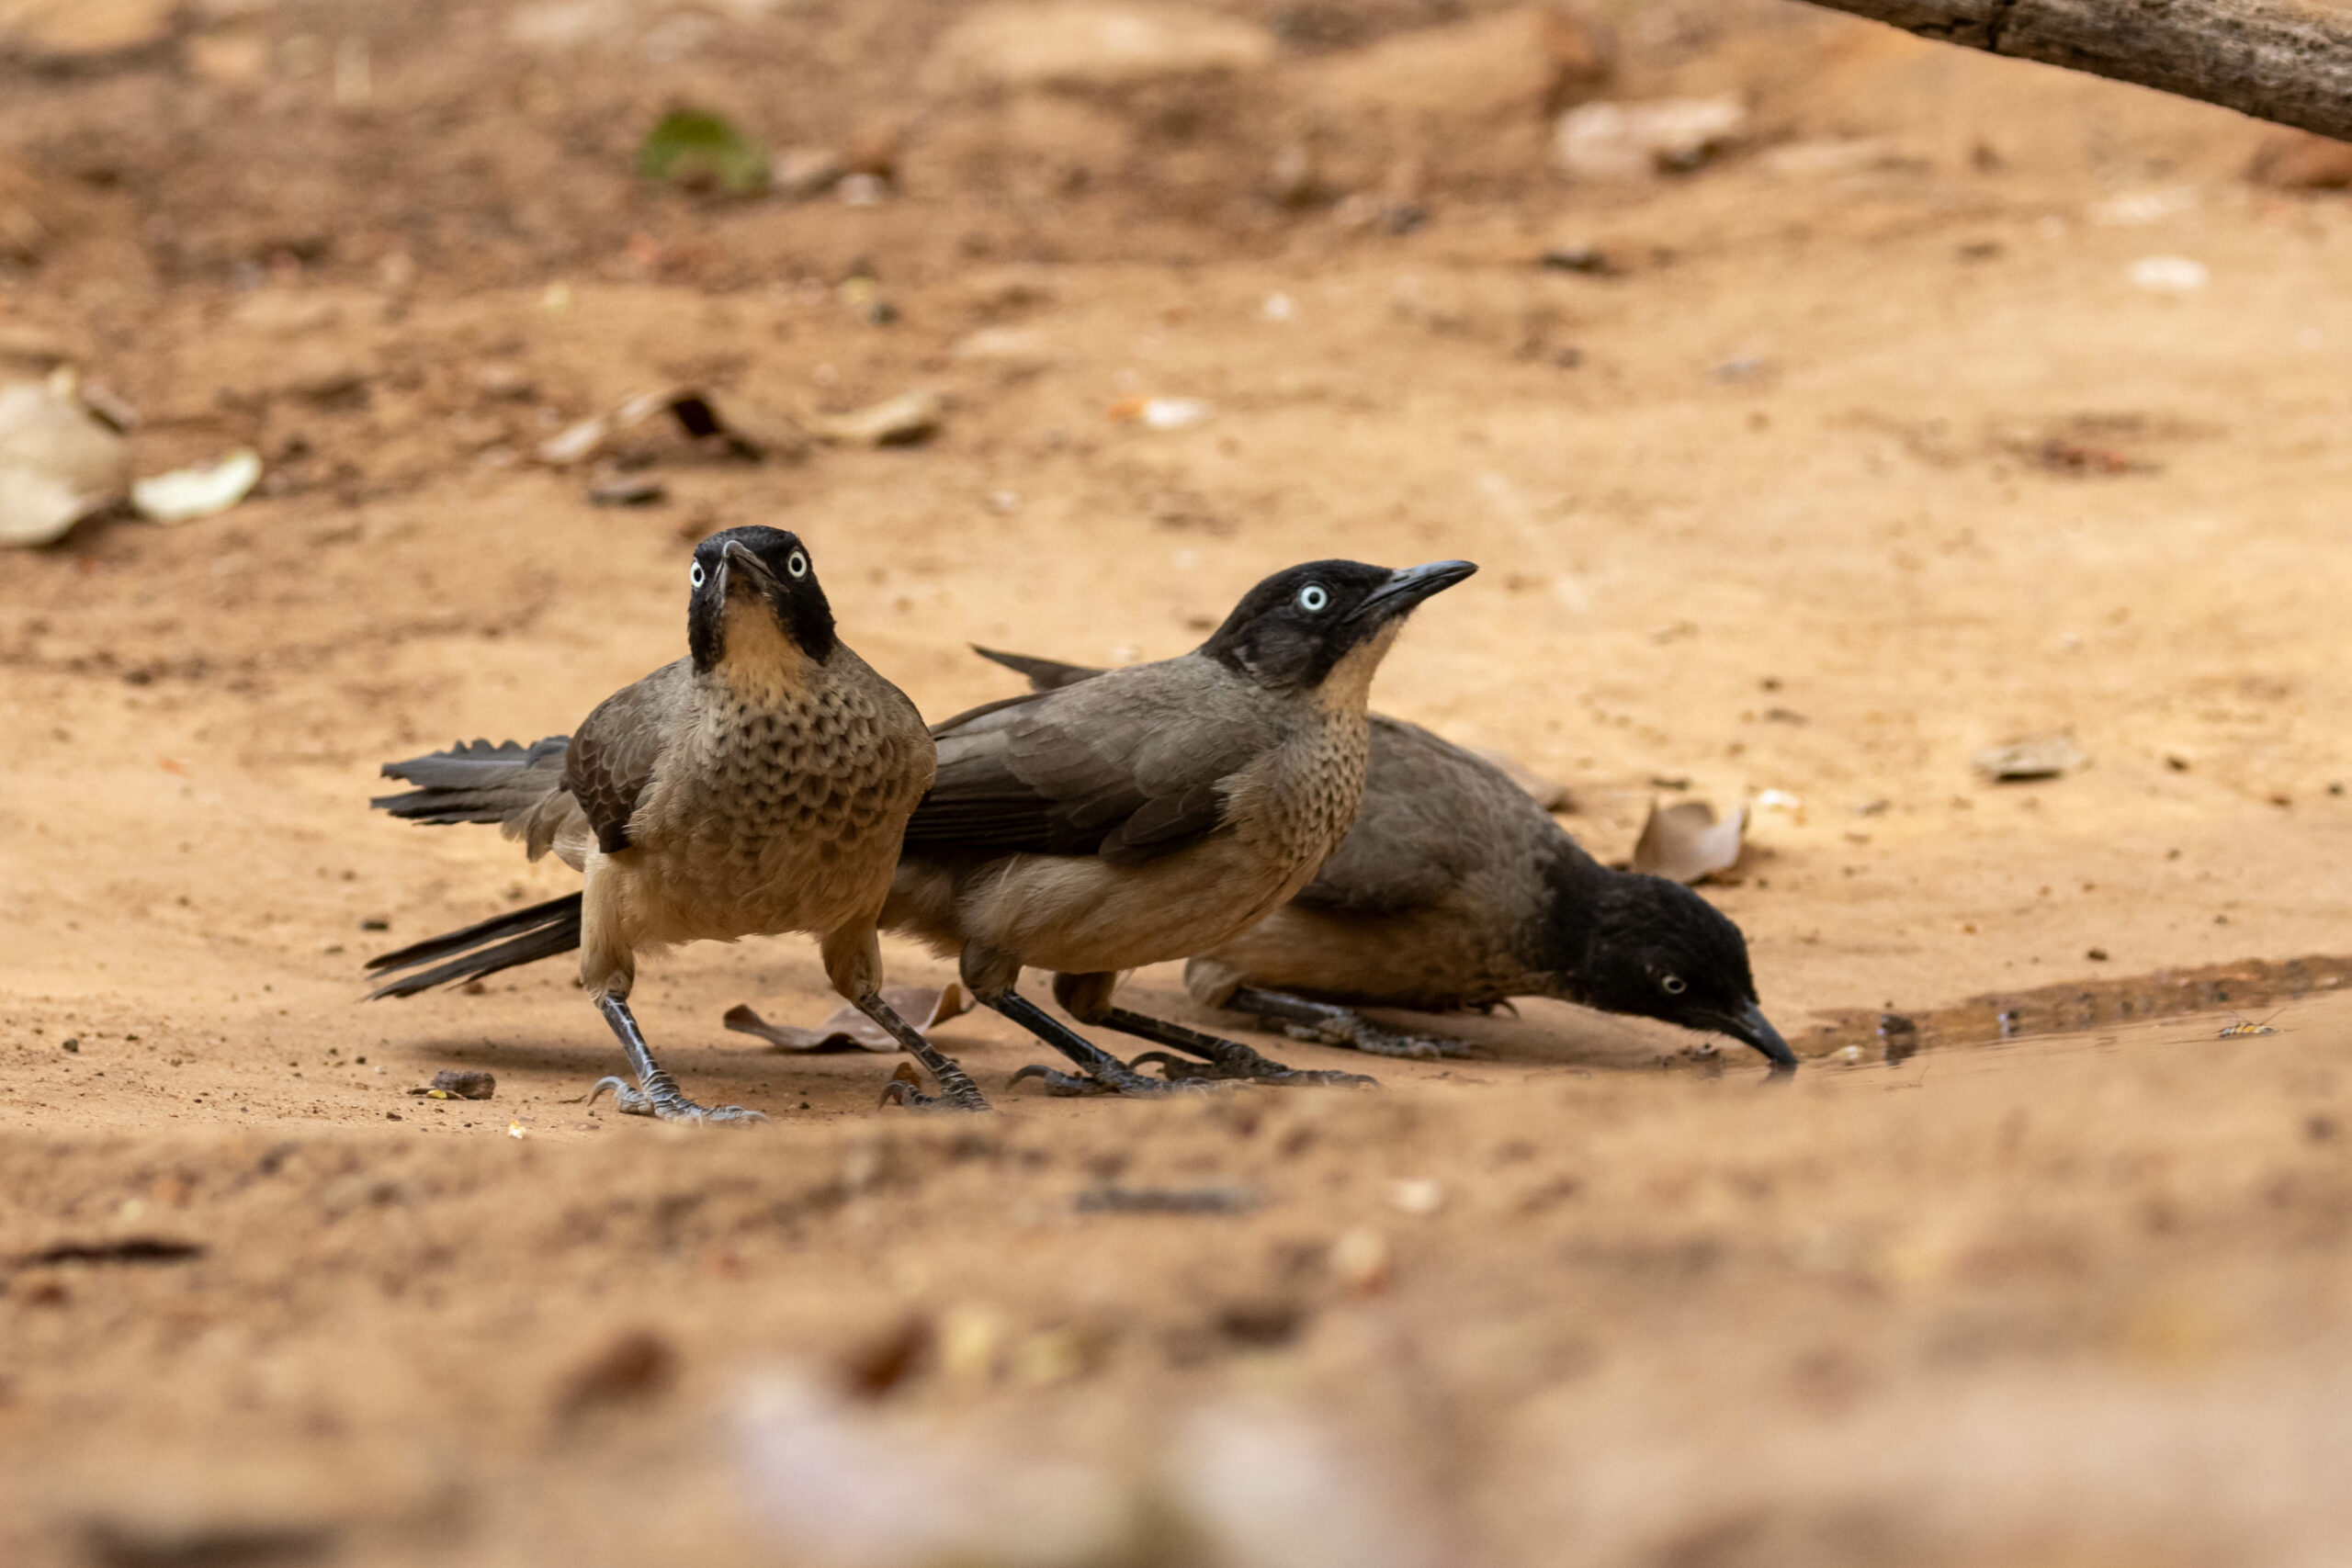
[7,2,2352,1564]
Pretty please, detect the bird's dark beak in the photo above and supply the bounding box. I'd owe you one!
[720,538,775,594]
[1350,559,1478,623]
[1710,1000,1796,1066]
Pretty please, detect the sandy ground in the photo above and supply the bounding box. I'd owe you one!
[6,1,2352,1563]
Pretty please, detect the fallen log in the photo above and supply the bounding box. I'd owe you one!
[1792,0,2352,142]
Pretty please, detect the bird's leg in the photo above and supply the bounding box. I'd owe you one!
[582,993,767,1125]
[986,989,1217,1098]
[1094,1007,1377,1089]
[1225,987,1475,1060]
[858,992,991,1113]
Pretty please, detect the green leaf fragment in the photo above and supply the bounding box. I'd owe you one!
[639,109,769,197]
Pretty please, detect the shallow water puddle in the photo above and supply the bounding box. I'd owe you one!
[1793,980,2352,1111]
[1804,951,2352,1062]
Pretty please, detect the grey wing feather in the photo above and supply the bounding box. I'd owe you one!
[908,657,1271,866]
[966,647,1546,916]
[565,660,691,855]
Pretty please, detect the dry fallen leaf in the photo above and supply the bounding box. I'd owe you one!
[537,386,808,467]
[724,984,968,1053]
[1631,799,1746,885]
[0,376,127,547]
[803,388,942,446]
[132,447,262,524]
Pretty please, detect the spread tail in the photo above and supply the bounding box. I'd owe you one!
[365,893,583,998]
[370,736,571,826]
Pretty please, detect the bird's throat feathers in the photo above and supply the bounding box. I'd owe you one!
[1306,620,1401,713]
[709,593,820,706]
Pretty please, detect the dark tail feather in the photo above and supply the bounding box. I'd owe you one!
[365,893,582,998]
[370,736,570,826]
[969,645,1106,693]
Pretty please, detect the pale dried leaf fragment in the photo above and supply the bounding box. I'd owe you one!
[1631,799,1745,885]
[0,378,127,547]
[537,386,809,466]
[803,389,942,446]
[537,386,684,467]
[725,985,969,1054]
[132,448,262,524]
[1554,96,1747,179]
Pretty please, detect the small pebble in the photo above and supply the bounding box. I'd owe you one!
[1330,1227,1392,1294]
[1388,1179,1444,1216]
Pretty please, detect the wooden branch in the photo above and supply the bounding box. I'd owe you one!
[1790,0,2352,141]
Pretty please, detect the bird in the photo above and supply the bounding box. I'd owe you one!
[968,646,1795,1070]
[362,525,988,1119]
[881,558,1477,1100]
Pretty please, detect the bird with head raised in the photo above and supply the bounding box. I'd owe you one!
[969,651,1794,1071]
[883,557,1477,1100]
[365,525,987,1117]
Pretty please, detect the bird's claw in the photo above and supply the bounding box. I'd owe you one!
[1007,1058,1224,1097]
[878,1063,991,1113]
[1172,1042,1377,1088]
[1276,1020,1470,1060]
[1009,1063,1115,1097]
[1128,1050,1223,1082]
[582,1074,766,1125]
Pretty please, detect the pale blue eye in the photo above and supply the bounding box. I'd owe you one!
[1297,583,1329,613]
[1661,975,1687,995]
[787,550,808,579]
[690,561,707,589]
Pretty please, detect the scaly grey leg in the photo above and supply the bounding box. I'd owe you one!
[583,992,768,1124]
[1096,1006,1375,1089]
[859,991,991,1112]
[989,989,1219,1098]
[1227,987,1475,1060]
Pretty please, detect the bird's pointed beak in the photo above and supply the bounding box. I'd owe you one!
[1713,1000,1796,1066]
[1350,559,1477,623]
[721,537,774,592]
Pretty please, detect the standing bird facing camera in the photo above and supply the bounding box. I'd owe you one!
[883,558,1476,1100]
[365,526,988,1119]
[972,650,1795,1069]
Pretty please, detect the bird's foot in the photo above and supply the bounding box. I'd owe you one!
[1223,987,1469,1060]
[1268,1014,1471,1060]
[582,1074,767,1125]
[876,1063,992,1113]
[1141,1042,1376,1089]
[1006,1056,1225,1098]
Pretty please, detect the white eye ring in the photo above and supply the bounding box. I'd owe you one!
[1297,583,1329,613]
[690,560,707,589]
[787,550,809,579]
[1661,975,1687,996]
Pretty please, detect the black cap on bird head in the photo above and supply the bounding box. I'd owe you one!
[1573,873,1795,1066]
[1198,558,1477,690]
[686,525,837,672]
